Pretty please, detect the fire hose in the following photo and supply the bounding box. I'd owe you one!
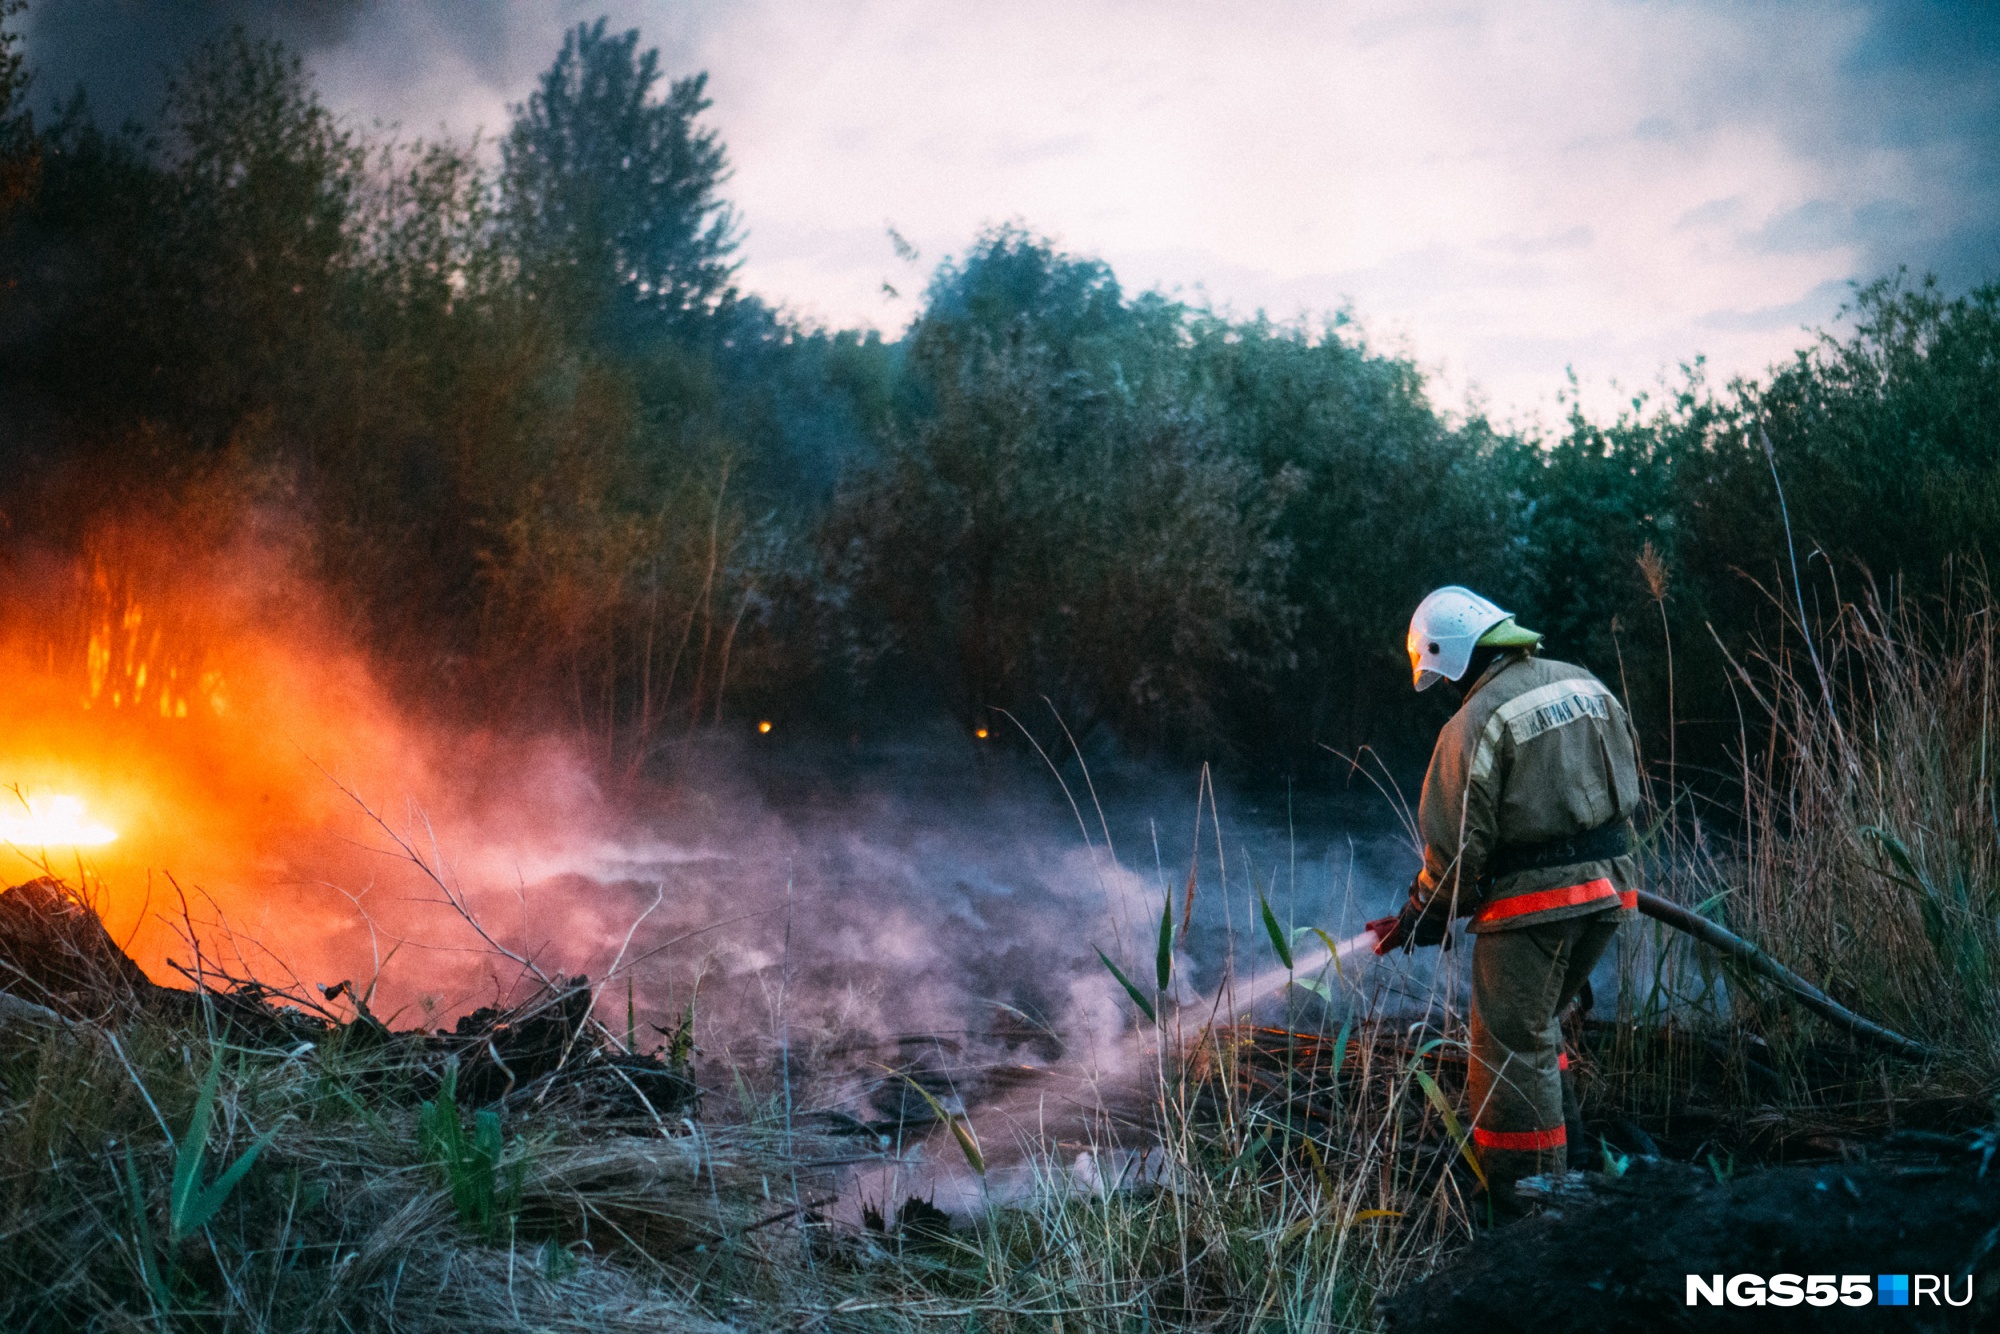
[1242,891,1930,1060]
[1626,888,1930,1060]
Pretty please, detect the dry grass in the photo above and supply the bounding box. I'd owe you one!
[0,868,1503,1333]
[1727,574,2000,1082]
[831,1016,1484,1331]
[1579,574,2000,1157]
[0,1009,781,1329]
[0,995,1487,1331]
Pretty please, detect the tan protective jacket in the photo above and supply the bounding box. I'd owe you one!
[1413,651,1644,932]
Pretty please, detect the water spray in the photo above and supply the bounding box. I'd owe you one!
[1224,925,1380,1009]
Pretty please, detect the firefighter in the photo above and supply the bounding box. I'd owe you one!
[1370,585,1643,1213]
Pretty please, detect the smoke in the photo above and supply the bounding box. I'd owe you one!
[491,735,1435,1194]
[0,504,1422,1139]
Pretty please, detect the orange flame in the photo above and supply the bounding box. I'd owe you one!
[3,518,640,1012]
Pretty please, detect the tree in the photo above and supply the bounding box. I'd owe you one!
[502,18,737,333]
[1184,316,1530,756]
[0,29,364,484]
[825,229,1295,749]
[157,31,364,441]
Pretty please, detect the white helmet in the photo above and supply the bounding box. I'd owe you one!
[1407,586,1511,691]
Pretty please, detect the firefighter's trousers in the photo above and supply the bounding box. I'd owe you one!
[1467,908,1622,1200]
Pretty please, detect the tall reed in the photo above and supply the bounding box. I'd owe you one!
[1727,573,2000,1082]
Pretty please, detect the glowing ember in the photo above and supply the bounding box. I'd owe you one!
[757,720,772,734]
[0,795,118,847]
[974,727,989,739]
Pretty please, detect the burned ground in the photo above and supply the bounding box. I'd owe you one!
[1386,1153,2000,1332]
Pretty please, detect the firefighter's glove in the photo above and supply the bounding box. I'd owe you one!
[1373,878,1456,955]
[1406,896,1456,950]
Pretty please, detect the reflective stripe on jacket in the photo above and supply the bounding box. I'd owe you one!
[1413,652,1643,932]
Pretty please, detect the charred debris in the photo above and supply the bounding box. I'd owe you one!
[0,875,697,1123]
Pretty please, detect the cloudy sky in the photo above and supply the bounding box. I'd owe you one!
[21,0,2000,424]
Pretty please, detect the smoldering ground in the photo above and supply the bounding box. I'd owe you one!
[524,735,1420,1055]
[391,730,1450,1211]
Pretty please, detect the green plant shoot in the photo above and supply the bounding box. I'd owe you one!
[1413,1069,1486,1190]
[1259,893,1293,971]
[1095,947,1157,1022]
[418,1059,524,1241]
[892,1072,985,1176]
[170,1049,280,1243]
